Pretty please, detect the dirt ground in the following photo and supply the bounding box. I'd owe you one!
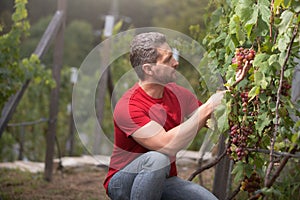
[0,161,214,200]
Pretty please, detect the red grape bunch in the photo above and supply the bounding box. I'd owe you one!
[240,172,262,194]
[232,47,256,71]
[227,91,256,161]
[241,91,248,113]
[228,123,252,161]
[281,80,292,96]
[226,47,258,161]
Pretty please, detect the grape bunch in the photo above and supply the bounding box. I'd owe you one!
[232,47,256,71]
[226,47,259,161]
[228,123,252,161]
[227,90,257,161]
[281,80,292,96]
[241,91,248,113]
[240,172,262,194]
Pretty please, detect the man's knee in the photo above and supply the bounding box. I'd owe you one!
[143,151,170,172]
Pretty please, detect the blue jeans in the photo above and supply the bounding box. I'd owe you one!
[108,151,218,200]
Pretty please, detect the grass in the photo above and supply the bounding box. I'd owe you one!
[0,169,45,199]
[0,166,108,200]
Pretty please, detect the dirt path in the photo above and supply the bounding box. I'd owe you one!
[0,161,214,200]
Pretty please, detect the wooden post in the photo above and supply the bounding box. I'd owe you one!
[93,66,109,154]
[68,104,75,156]
[92,0,118,154]
[18,125,25,160]
[44,0,67,182]
[107,68,117,109]
[212,134,231,199]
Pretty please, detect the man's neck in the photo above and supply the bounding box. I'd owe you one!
[139,80,165,99]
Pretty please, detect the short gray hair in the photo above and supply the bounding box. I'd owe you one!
[130,32,166,80]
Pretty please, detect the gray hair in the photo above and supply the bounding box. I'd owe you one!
[130,32,166,80]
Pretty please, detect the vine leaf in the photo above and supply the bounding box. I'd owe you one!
[248,86,260,101]
[278,10,294,35]
[258,0,271,26]
[245,6,258,38]
[235,0,253,22]
[232,162,245,183]
[274,0,282,9]
[256,112,271,135]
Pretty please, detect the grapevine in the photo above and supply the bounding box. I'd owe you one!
[191,0,300,198]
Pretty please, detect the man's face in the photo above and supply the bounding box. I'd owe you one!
[150,43,179,84]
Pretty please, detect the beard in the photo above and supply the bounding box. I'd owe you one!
[152,70,177,85]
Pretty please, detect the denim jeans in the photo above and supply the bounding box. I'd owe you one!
[108,151,218,200]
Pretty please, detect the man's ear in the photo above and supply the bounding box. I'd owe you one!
[142,63,153,75]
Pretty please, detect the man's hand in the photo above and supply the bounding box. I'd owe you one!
[206,90,226,111]
[235,60,251,84]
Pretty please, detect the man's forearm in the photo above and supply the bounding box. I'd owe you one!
[159,102,213,156]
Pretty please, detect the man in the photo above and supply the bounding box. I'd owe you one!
[103,32,224,199]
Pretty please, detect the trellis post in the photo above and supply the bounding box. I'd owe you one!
[44,0,67,181]
[212,134,232,199]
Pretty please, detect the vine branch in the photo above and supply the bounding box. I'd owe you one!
[265,146,298,188]
[226,183,241,200]
[269,0,274,38]
[264,23,299,187]
[246,147,300,158]
[188,148,227,181]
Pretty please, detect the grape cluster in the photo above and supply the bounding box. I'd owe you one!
[226,47,258,161]
[240,172,262,194]
[232,47,256,70]
[228,123,252,161]
[241,91,248,113]
[227,88,260,161]
[281,80,292,96]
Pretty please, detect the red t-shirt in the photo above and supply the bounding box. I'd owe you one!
[103,82,202,193]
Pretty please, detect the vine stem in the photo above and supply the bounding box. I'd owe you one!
[246,147,300,158]
[188,149,227,181]
[265,146,298,188]
[264,23,299,187]
[269,0,274,38]
[226,183,241,200]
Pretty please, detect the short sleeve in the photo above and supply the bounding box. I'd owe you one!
[114,99,151,137]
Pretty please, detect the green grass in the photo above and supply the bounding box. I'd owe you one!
[0,168,45,199]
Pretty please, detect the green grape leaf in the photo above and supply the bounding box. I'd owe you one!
[229,15,239,34]
[248,86,260,101]
[245,6,258,38]
[254,70,269,89]
[256,112,271,135]
[261,187,282,196]
[258,0,271,25]
[292,0,300,13]
[291,131,300,145]
[236,0,253,23]
[214,99,229,132]
[278,10,294,35]
[232,162,245,183]
[277,33,291,52]
[268,54,279,66]
[253,53,270,67]
[282,0,292,8]
[236,25,246,45]
[274,0,283,9]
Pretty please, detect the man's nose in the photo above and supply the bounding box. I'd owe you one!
[173,60,179,69]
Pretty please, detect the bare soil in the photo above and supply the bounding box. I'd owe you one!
[0,162,214,200]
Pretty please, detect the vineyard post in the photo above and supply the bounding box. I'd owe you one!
[212,132,232,199]
[44,0,67,182]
